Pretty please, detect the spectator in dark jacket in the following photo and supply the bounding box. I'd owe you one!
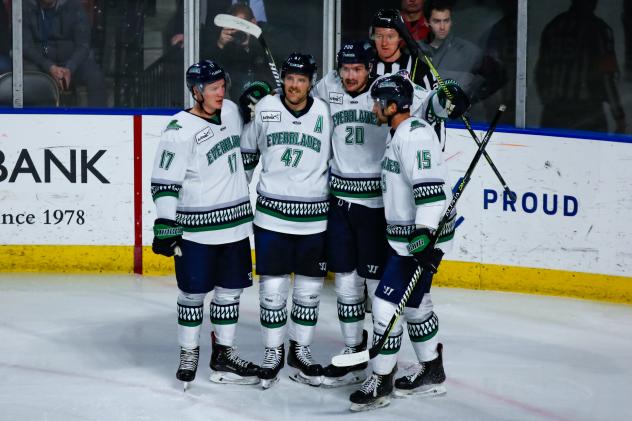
[419,0,504,105]
[23,0,106,106]
[203,3,273,100]
[536,0,626,133]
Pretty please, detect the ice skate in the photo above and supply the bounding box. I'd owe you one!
[287,340,323,386]
[209,342,260,385]
[258,344,285,389]
[349,369,395,412]
[394,343,447,397]
[176,346,199,391]
[322,330,368,388]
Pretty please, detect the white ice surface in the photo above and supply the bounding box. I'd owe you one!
[1,273,631,421]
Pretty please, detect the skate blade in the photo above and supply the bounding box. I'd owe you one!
[261,376,280,389]
[182,381,190,392]
[288,370,323,387]
[209,370,260,385]
[349,396,391,412]
[321,371,367,388]
[394,384,447,398]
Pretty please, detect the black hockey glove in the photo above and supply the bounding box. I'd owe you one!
[426,79,471,122]
[407,227,444,274]
[239,80,272,124]
[152,218,182,257]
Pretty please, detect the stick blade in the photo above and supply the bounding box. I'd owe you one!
[213,13,262,38]
[331,350,369,367]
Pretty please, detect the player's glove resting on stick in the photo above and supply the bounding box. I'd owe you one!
[152,218,183,257]
[406,227,444,274]
[239,80,272,124]
[426,79,470,123]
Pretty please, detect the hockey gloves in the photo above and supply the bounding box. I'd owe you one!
[239,80,272,124]
[426,79,470,122]
[407,227,444,274]
[152,218,183,257]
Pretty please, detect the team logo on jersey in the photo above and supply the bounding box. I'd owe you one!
[329,92,343,104]
[195,127,214,144]
[261,111,281,122]
[314,115,323,133]
[165,119,182,131]
[410,120,426,131]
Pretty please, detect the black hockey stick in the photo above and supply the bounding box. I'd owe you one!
[213,14,282,89]
[422,55,517,202]
[392,16,517,202]
[332,103,506,367]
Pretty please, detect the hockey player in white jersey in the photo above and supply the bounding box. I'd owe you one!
[150,60,259,390]
[312,40,466,388]
[241,53,332,388]
[348,74,453,411]
[312,40,383,388]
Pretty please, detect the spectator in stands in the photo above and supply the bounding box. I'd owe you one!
[164,0,267,50]
[535,0,626,133]
[400,0,429,42]
[204,3,273,100]
[22,0,106,106]
[0,0,10,74]
[419,0,503,106]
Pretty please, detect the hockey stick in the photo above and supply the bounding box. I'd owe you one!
[392,16,517,202]
[332,103,506,367]
[422,55,517,202]
[213,14,282,89]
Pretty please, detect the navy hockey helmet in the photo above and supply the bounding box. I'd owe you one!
[185,60,227,93]
[281,52,318,84]
[370,8,404,36]
[371,73,414,113]
[337,40,376,70]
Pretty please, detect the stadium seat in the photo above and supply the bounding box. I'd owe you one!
[0,71,60,107]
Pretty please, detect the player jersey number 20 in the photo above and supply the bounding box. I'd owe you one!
[345,126,365,145]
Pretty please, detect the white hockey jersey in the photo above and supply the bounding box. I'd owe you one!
[381,116,455,256]
[313,70,432,208]
[150,100,253,245]
[241,94,332,235]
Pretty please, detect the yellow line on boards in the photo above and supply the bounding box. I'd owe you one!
[0,245,135,273]
[1,246,631,304]
[434,261,632,304]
